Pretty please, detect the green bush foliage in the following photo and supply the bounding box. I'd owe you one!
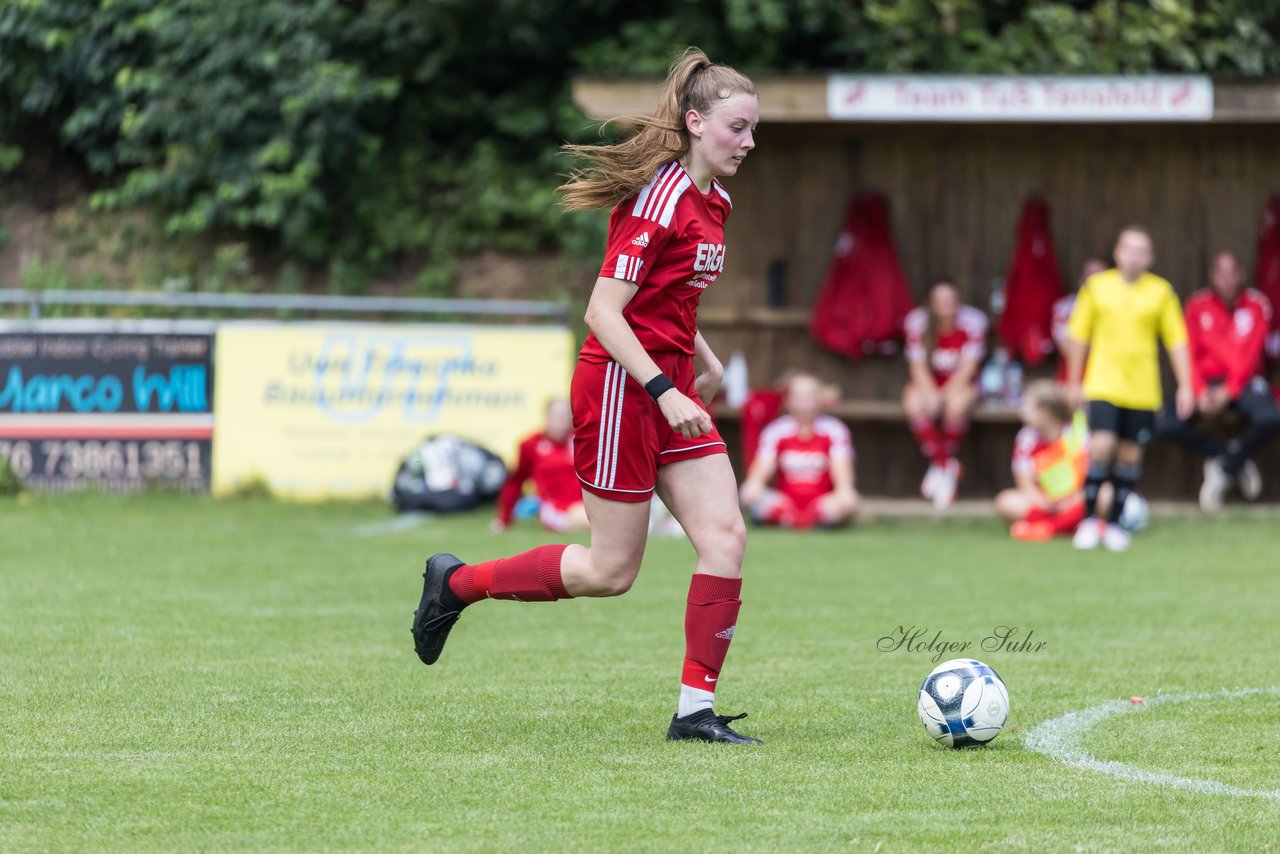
[2,1,1278,280]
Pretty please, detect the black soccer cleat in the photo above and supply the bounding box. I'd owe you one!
[411,552,467,665]
[667,710,763,745]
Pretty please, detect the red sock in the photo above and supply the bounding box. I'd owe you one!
[940,419,968,461]
[447,544,570,603]
[909,417,941,462]
[680,574,743,691]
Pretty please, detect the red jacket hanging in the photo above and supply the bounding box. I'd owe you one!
[809,192,915,359]
[999,197,1064,365]
[1255,194,1280,361]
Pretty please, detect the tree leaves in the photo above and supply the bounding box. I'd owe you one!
[1,0,1279,278]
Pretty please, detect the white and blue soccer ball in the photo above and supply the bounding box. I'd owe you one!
[1119,492,1149,533]
[917,659,1009,748]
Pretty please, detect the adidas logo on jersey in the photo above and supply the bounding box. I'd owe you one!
[631,232,650,247]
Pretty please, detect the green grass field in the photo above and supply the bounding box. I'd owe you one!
[2,493,1279,851]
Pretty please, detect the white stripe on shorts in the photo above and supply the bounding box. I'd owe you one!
[606,363,625,488]
[594,361,616,488]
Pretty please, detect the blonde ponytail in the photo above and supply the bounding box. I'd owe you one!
[558,47,756,212]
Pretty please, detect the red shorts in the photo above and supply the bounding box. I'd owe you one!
[776,486,827,513]
[571,353,726,502]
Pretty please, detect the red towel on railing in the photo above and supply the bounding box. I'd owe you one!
[999,197,1064,366]
[1256,194,1280,361]
[809,192,915,359]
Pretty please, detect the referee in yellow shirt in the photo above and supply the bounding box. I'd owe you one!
[1065,225,1194,551]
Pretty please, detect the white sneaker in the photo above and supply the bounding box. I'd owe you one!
[921,463,941,500]
[1199,457,1228,512]
[1238,459,1263,501]
[1073,517,1103,550]
[1102,523,1131,552]
[932,459,960,511]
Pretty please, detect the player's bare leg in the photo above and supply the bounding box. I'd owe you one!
[931,384,975,509]
[656,453,760,745]
[558,495,650,596]
[815,489,859,526]
[903,383,945,498]
[994,488,1032,522]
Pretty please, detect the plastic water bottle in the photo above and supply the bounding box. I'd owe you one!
[1005,359,1023,406]
[989,276,1006,319]
[723,351,749,407]
[980,347,1008,405]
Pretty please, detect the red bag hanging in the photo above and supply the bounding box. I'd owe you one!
[999,197,1064,366]
[809,192,915,359]
[1255,194,1280,361]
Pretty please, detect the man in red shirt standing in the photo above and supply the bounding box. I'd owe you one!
[492,398,587,533]
[1157,251,1280,510]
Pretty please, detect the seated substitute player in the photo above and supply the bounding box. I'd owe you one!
[1065,225,1194,552]
[1156,250,1280,511]
[902,279,988,510]
[995,380,1088,541]
[410,49,764,745]
[492,398,588,533]
[1051,258,1108,381]
[739,373,860,529]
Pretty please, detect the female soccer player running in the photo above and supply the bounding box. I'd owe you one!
[411,48,761,745]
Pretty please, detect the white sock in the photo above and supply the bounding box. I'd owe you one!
[678,684,715,718]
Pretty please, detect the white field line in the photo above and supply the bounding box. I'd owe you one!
[346,512,432,538]
[1025,687,1280,802]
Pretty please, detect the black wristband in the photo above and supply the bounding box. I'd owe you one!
[645,373,676,402]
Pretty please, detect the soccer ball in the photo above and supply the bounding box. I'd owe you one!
[917,658,1009,748]
[1119,492,1149,533]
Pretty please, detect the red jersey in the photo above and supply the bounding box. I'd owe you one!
[1184,288,1272,397]
[496,431,581,526]
[1012,426,1053,480]
[579,161,732,362]
[754,414,853,502]
[904,304,988,384]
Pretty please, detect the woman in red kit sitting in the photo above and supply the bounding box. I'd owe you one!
[902,279,988,510]
[492,399,588,533]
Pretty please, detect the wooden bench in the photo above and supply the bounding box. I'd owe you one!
[711,398,1280,501]
[697,305,1280,501]
[712,399,1022,498]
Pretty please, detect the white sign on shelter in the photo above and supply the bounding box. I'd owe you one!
[827,76,1213,122]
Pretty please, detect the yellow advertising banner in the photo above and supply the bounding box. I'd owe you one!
[212,322,574,500]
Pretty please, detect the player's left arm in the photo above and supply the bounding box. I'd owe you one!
[692,330,724,403]
[1160,288,1194,419]
[830,450,857,498]
[1227,295,1271,397]
[827,422,857,498]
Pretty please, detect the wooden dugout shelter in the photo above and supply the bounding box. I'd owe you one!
[572,74,1280,499]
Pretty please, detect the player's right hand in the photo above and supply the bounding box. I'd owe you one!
[657,389,714,439]
[1066,381,1084,411]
